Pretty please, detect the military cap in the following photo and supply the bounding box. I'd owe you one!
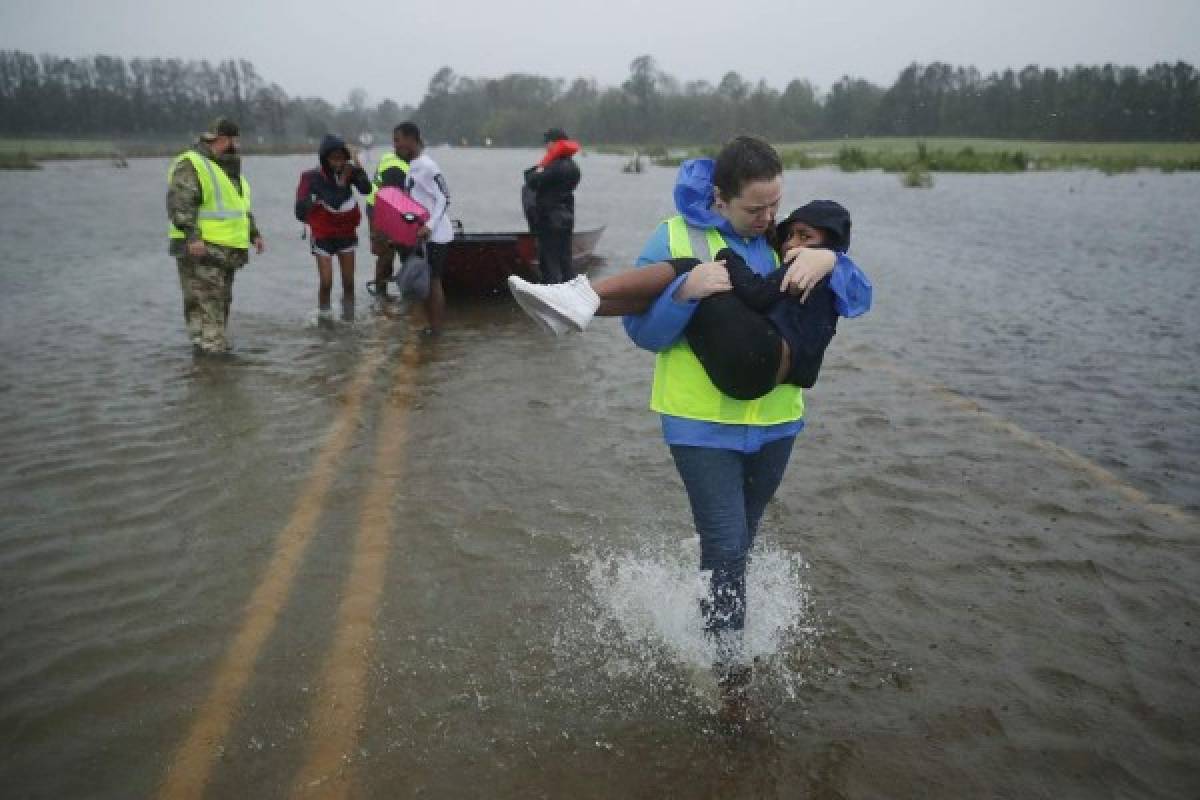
[201,117,240,140]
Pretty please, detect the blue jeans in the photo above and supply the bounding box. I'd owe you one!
[669,437,796,638]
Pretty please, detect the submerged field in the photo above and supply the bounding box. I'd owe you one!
[5,136,1200,173]
[653,137,1200,174]
[778,137,1200,158]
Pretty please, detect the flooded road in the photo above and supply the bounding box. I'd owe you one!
[1,150,1198,798]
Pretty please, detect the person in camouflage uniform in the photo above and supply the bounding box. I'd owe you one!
[167,118,265,354]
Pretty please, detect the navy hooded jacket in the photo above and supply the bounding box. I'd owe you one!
[294,134,371,240]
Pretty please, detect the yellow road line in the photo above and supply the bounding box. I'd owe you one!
[292,339,421,798]
[159,345,390,800]
[859,354,1195,525]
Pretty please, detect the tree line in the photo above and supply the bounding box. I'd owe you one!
[0,51,410,142]
[1,50,1196,144]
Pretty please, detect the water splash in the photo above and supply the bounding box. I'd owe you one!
[583,538,816,666]
[551,536,820,716]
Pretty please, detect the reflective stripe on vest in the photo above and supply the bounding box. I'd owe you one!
[366,152,410,206]
[167,150,252,248]
[648,215,805,425]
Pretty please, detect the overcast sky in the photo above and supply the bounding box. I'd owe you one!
[2,0,1198,108]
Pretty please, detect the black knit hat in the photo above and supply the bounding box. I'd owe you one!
[776,200,852,251]
[543,127,568,142]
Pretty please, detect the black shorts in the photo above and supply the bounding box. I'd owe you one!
[422,241,448,278]
[311,236,357,257]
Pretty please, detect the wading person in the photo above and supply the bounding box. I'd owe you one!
[393,121,452,335]
[524,128,581,284]
[294,134,371,318]
[508,200,870,396]
[167,117,264,354]
[364,125,412,299]
[621,137,871,713]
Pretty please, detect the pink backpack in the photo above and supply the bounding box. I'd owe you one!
[373,187,430,247]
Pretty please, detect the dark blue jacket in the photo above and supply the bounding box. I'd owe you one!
[294,134,371,239]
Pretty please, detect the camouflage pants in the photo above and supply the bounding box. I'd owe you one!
[176,258,237,352]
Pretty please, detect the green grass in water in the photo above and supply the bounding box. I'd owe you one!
[0,151,41,170]
[653,137,1200,173]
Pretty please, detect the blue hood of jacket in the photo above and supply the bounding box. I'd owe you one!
[672,158,735,233]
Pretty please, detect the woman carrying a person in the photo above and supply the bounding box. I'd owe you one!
[597,137,871,702]
[509,198,860,396]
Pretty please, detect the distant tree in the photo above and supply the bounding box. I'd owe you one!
[337,87,370,140]
[253,83,289,139]
[375,98,403,128]
[623,55,661,109]
[823,76,883,137]
[622,55,664,141]
[717,71,749,102]
[778,79,821,140]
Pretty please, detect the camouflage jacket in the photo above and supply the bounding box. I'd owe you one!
[167,139,261,267]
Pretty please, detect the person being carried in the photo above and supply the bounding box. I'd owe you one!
[524,128,582,283]
[508,200,869,397]
[294,134,371,318]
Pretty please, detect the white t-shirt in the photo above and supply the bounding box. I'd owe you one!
[405,153,453,244]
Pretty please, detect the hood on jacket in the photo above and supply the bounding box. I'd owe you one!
[318,134,351,172]
[672,158,729,231]
[537,138,581,167]
[776,200,852,252]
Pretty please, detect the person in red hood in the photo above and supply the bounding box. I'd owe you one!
[295,134,372,316]
[523,128,582,283]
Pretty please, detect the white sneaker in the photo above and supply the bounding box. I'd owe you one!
[507,275,600,335]
[507,275,572,335]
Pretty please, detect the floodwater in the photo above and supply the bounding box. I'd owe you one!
[1,149,1198,799]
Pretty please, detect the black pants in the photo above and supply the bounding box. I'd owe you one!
[666,257,834,400]
[536,228,574,284]
[687,293,783,400]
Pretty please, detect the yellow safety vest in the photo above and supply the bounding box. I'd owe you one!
[167,150,252,249]
[649,215,805,425]
[366,152,410,206]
